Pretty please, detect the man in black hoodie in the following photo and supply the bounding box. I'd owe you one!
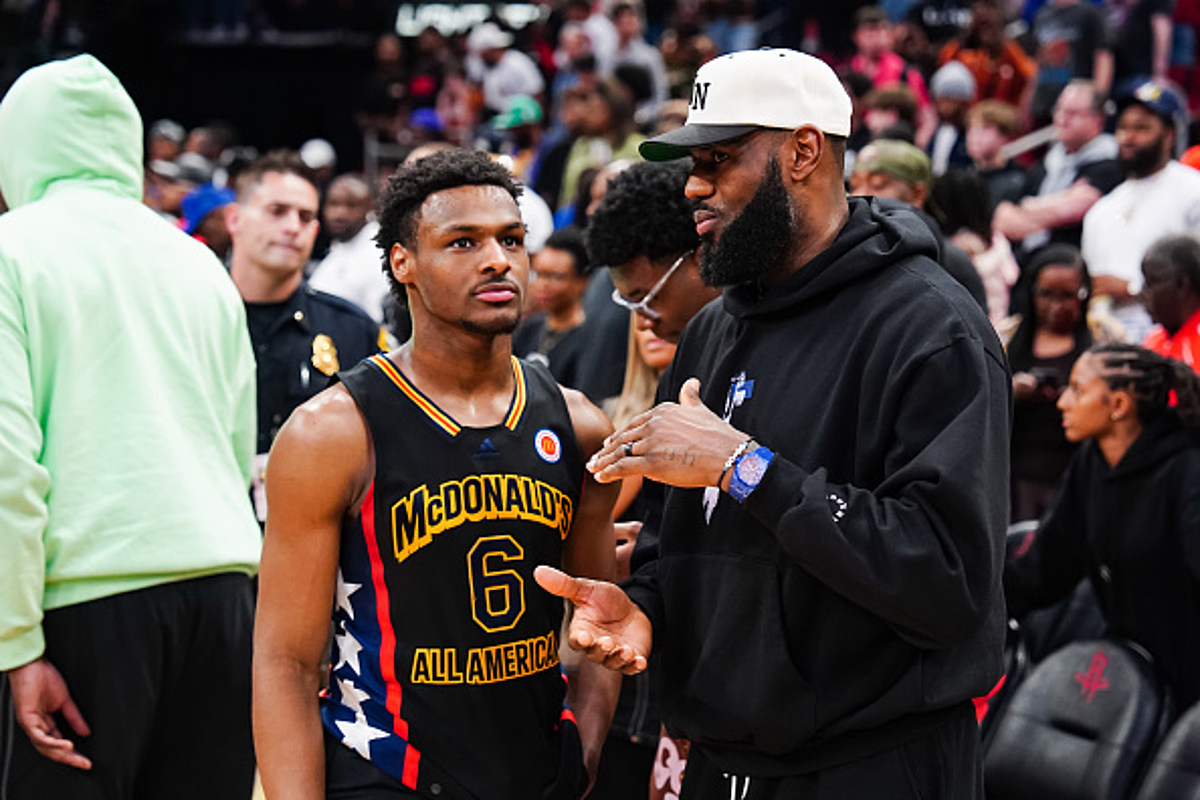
[537,48,1011,799]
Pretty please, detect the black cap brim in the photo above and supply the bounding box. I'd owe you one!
[639,123,763,161]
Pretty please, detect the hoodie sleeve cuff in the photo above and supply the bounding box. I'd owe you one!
[0,625,45,673]
[742,453,812,536]
[620,565,664,650]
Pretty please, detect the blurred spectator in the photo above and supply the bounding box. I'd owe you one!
[307,174,388,325]
[650,98,689,136]
[850,138,989,309]
[927,60,977,172]
[570,159,641,406]
[565,0,620,77]
[904,0,976,49]
[861,84,922,141]
[299,137,336,189]
[183,122,236,162]
[966,99,1028,207]
[659,20,719,100]
[552,22,601,114]
[700,0,758,54]
[180,183,235,262]
[465,22,545,118]
[612,2,670,125]
[893,16,941,77]
[1105,0,1175,88]
[147,118,184,163]
[932,168,1021,327]
[557,79,644,213]
[355,33,409,138]
[493,94,548,188]
[225,152,380,523]
[1005,343,1200,709]
[1005,244,1093,521]
[1030,0,1113,124]
[1183,143,1200,171]
[146,151,214,220]
[994,80,1121,258]
[434,65,479,147]
[1082,81,1200,343]
[512,226,591,387]
[938,0,1038,111]
[409,26,450,110]
[849,6,934,119]
[1142,233,1200,371]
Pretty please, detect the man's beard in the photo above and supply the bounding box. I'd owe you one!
[1118,134,1167,178]
[698,157,796,287]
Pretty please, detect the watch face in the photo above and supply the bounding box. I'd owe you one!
[736,452,768,484]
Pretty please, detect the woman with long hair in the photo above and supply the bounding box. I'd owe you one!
[1006,244,1093,522]
[608,314,677,522]
[1005,344,1200,709]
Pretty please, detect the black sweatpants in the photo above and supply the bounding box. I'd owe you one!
[0,573,255,800]
[680,705,984,800]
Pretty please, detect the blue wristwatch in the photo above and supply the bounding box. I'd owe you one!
[727,446,774,502]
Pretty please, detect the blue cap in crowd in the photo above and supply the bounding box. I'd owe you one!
[1118,81,1185,127]
[180,184,234,234]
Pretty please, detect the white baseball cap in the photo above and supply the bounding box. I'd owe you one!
[640,48,852,162]
[468,22,514,53]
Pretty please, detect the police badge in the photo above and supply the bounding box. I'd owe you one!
[312,334,340,376]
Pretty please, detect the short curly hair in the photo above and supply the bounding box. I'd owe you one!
[375,148,522,298]
[586,160,697,269]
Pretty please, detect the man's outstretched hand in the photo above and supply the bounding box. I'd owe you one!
[534,566,652,675]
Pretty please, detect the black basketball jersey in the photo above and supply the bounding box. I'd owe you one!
[320,354,586,799]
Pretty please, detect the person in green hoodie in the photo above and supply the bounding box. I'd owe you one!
[0,55,261,797]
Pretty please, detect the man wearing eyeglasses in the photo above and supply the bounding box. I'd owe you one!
[538,49,1010,799]
[587,160,720,345]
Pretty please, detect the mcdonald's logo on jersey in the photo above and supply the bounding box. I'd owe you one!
[390,474,574,564]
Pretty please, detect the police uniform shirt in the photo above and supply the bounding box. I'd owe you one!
[244,281,383,454]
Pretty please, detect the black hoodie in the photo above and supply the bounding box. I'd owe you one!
[1006,416,1200,709]
[623,196,1011,775]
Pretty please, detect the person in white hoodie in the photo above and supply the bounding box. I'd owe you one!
[0,55,260,798]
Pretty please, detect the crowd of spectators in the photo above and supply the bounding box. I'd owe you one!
[5,0,1200,797]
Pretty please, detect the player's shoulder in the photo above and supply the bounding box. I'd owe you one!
[277,382,367,455]
[557,383,612,458]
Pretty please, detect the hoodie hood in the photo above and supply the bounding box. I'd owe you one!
[722,196,939,319]
[0,54,143,209]
[1108,415,1197,479]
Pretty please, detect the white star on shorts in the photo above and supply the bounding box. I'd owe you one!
[336,569,361,620]
[336,714,388,759]
[336,676,370,717]
[335,629,363,674]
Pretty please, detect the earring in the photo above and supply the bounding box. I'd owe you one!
[1110,412,1123,422]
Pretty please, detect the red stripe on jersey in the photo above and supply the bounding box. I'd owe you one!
[403,747,421,787]
[361,481,421,787]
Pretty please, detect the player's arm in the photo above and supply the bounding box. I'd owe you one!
[253,385,371,800]
[557,387,624,784]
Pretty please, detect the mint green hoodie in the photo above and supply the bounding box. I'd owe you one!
[0,55,261,670]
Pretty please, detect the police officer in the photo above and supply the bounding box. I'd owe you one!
[226,150,382,521]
